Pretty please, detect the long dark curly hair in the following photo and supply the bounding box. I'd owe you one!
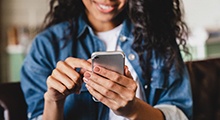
[42,0,189,81]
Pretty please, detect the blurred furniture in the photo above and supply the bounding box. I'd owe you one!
[0,58,220,120]
[0,106,4,120]
[186,57,220,120]
[0,82,27,120]
[206,36,220,58]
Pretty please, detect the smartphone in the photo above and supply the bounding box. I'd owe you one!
[91,51,125,75]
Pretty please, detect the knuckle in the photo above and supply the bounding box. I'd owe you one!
[59,86,67,93]
[52,69,62,78]
[47,75,52,80]
[67,83,75,90]
[46,76,52,85]
[127,94,134,101]
[98,96,105,102]
[114,105,121,111]
[111,106,117,111]
[121,101,127,108]
[103,89,110,96]
[56,61,64,68]
[107,82,115,89]
[131,82,138,91]
[52,69,58,75]
[134,83,138,90]
[73,73,80,80]
[112,101,127,111]
[114,75,121,82]
[65,57,72,62]
[101,68,107,75]
[81,59,87,64]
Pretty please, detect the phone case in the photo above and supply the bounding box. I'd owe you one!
[91,51,125,74]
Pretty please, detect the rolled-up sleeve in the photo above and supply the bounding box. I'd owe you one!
[155,104,188,120]
[20,35,54,119]
[148,61,193,120]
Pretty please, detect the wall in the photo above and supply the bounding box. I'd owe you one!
[0,0,48,82]
[183,0,220,29]
[183,0,220,61]
[1,0,48,26]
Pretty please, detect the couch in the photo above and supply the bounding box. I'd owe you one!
[186,58,220,120]
[0,58,220,120]
[0,82,27,120]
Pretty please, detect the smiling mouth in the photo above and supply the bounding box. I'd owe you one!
[98,4,113,10]
[95,2,116,13]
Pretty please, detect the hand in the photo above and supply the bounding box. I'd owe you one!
[83,65,138,118]
[45,57,91,102]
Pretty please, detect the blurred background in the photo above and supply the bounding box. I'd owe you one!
[0,0,48,83]
[0,0,220,83]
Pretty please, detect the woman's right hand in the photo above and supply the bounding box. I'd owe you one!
[44,57,91,102]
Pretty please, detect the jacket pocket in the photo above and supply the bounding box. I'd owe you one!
[150,67,168,90]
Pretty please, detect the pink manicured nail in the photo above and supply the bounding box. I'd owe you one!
[84,72,91,78]
[83,78,89,83]
[94,66,100,72]
[85,84,90,89]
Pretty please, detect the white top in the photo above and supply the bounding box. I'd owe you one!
[96,24,123,51]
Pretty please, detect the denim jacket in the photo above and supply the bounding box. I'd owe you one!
[20,14,193,120]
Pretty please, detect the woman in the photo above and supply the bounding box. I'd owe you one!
[20,0,192,120]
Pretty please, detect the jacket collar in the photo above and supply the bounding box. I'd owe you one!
[76,13,134,42]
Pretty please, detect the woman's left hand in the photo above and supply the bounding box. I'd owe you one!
[83,65,138,118]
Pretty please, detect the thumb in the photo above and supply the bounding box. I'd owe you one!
[124,65,133,79]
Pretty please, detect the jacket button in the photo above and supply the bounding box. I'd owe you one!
[151,78,153,81]
[144,85,148,89]
[128,54,135,60]
[119,35,126,42]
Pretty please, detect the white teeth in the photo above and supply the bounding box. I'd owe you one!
[99,4,112,10]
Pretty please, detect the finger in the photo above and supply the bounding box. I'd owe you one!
[65,57,91,71]
[84,71,134,100]
[124,66,133,79]
[51,69,79,92]
[83,76,123,102]
[85,84,119,110]
[47,76,70,95]
[80,58,92,74]
[93,66,135,87]
[87,58,92,63]
[80,68,87,75]
[56,61,82,88]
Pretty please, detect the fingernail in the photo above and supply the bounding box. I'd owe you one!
[84,72,91,78]
[83,77,89,83]
[94,66,100,72]
[85,84,90,89]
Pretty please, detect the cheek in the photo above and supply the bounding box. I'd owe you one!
[82,0,93,10]
[82,0,95,14]
[120,0,127,6]
[118,0,127,11]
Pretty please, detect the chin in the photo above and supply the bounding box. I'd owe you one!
[95,15,116,23]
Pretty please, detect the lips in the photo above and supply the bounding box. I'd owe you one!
[99,4,113,10]
[94,2,116,13]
